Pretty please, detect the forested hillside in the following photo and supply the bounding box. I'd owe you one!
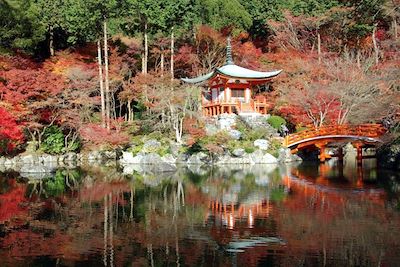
[0,0,399,154]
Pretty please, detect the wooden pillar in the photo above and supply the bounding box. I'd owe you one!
[354,142,363,166]
[338,147,344,162]
[356,146,363,166]
[318,145,326,162]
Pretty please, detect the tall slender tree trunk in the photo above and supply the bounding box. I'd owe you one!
[170,28,174,79]
[97,39,106,128]
[317,31,321,63]
[104,20,111,130]
[127,100,132,121]
[142,56,145,74]
[372,25,379,65]
[356,49,361,69]
[160,52,164,76]
[49,25,55,56]
[144,22,148,74]
[393,19,398,39]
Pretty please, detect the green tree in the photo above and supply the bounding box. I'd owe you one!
[0,0,44,53]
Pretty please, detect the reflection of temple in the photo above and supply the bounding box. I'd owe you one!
[207,199,272,229]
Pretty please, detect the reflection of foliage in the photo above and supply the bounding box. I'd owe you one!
[45,171,66,197]
[270,187,286,202]
[27,169,83,198]
[0,176,12,194]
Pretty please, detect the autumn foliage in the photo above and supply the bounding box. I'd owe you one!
[0,107,24,154]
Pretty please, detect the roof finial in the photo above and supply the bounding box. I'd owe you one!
[225,36,234,65]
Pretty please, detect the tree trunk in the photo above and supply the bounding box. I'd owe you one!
[317,31,321,63]
[104,20,111,130]
[49,25,55,56]
[372,25,379,65]
[356,49,361,69]
[393,18,398,39]
[97,39,106,128]
[160,52,164,76]
[127,100,132,121]
[144,22,148,74]
[170,28,174,79]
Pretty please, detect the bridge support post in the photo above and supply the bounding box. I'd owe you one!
[353,142,363,166]
[317,144,327,162]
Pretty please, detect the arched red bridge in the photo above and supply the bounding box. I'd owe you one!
[283,124,387,162]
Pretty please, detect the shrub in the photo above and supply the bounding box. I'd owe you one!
[41,126,65,154]
[80,123,130,148]
[242,128,269,142]
[0,107,24,155]
[267,115,286,129]
[267,138,283,157]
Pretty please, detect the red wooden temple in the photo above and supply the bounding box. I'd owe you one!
[181,38,282,117]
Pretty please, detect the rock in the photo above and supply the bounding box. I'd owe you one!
[216,155,251,164]
[64,152,77,162]
[88,151,100,161]
[260,153,278,164]
[249,149,264,164]
[217,114,237,130]
[0,157,5,165]
[20,164,54,173]
[278,148,303,163]
[151,162,177,172]
[255,176,270,186]
[187,152,208,165]
[41,154,59,163]
[232,148,245,157]
[140,153,162,164]
[228,129,242,140]
[254,139,270,150]
[4,158,15,166]
[249,150,277,164]
[58,154,66,164]
[162,154,176,164]
[102,151,117,160]
[19,154,40,165]
[143,139,161,152]
[120,151,143,164]
[139,153,177,172]
[205,124,218,136]
[169,142,181,157]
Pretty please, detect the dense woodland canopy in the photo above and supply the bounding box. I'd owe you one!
[0,0,399,154]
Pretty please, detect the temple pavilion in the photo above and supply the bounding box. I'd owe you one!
[181,38,282,117]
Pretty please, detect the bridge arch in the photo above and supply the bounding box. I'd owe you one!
[283,124,387,162]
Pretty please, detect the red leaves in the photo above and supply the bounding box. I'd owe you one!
[79,123,129,147]
[0,107,24,154]
[0,180,27,222]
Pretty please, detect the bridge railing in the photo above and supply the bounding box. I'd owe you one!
[284,124,386,147]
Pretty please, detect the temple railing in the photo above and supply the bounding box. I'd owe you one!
[284,124,387,147]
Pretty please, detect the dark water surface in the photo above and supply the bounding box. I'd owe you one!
[1,160,400,267]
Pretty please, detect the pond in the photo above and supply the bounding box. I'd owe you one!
[1,159,400,267]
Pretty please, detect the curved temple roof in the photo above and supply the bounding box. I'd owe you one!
[181,66,282,84]
[182,37,282,84]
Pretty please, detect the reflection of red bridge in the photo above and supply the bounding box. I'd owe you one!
[284,124,386,162]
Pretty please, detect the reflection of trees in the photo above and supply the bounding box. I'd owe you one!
[1,164,400,266]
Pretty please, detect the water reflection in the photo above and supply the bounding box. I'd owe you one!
[0,162,400,266]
